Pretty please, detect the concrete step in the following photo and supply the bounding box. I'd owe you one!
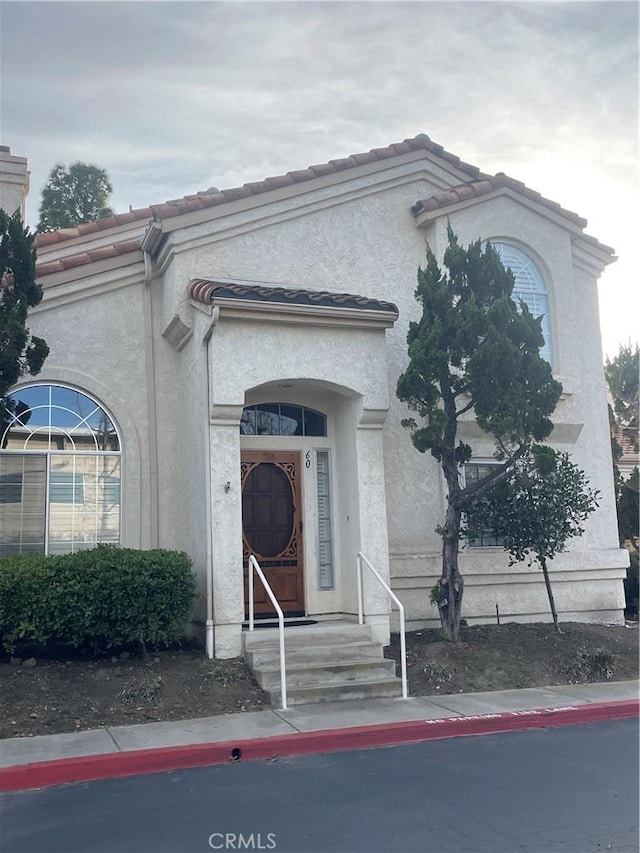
[246,640,384,670]
[266,676,402,706]
[243,622,372,651]
[243,621,403,706]
[255,659,397,690]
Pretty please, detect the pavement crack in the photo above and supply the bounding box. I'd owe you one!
[270,709,303,733]
[104,727,123,751]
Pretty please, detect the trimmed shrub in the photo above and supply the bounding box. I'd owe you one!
[0,545,197,654]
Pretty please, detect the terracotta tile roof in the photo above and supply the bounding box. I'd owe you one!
[412,174,587,227]
[35,239,142,277]
[33,134,603,281]
[34,212,153,247]
[616,427,639,458]
[188,279,399,315]
[34,134,481,250]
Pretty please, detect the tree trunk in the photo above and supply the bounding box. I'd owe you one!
[437,500,464,641]
[435,382,468,642]
[540,556,560,633]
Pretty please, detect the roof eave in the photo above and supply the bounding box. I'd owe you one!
[191,296,398,330]
[414,185,615,257]
[36,249,144,287]
[571,236,617,277]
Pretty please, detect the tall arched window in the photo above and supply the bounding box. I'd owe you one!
[491,241,553,365]
[0,385,121,556]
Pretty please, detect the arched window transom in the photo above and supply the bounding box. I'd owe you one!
[1,385,120,452]
[241,403,327,437]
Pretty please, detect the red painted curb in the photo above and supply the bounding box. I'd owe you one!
[1,698,637,793]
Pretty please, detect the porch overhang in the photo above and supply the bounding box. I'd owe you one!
[187,278,399,330]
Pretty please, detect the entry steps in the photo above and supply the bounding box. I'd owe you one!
[243,622,402,706]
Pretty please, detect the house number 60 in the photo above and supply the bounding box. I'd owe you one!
[305,451,311,469]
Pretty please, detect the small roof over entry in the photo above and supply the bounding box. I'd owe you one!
[187,278,399,330]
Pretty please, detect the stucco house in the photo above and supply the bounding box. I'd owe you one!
[0,136,628,679]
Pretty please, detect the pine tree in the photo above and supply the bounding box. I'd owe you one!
[0,210,49,437]
[397,226,562,640]
[37,162,114,232]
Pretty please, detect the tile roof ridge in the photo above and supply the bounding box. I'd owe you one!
[412,173,587,228]
[33,133,480,248]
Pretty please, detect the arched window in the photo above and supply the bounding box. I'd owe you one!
[491,242,553,365]
[0,385,121,556]
[240,403,327,436]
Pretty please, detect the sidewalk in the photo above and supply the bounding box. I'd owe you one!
[1,680,638,792]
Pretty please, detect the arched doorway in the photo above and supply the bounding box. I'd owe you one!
[240,402,328,617]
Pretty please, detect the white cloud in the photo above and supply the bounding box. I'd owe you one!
[1,0,636,356]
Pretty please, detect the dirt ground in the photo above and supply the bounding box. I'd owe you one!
[1,622,637,739]
[385,621,638,696]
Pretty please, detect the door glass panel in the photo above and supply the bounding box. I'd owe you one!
[243,463,294,557]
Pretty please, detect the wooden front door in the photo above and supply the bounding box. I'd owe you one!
[241,450,305,617]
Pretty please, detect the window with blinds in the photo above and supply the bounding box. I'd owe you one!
[491,241,553,366]
[0,384,121,557]
[316,450,334,589]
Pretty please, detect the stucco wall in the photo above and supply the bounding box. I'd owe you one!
[202,313,394,653]
[19,153,626,652]
[159,162,625,629]
[24,276,151,552]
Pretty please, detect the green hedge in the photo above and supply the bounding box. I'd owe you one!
[0,545,197,654]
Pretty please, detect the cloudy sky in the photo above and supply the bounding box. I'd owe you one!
[1,0,637,358]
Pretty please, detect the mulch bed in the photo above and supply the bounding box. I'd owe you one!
[1,622,637,739]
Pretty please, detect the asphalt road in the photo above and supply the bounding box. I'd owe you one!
[1,719,638,853]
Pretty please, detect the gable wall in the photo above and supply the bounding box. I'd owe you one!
[438,196,618,546]
[20,276,152,551]
[155,164,624,626]
[20,153,625,631]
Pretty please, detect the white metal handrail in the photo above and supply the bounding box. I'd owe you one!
[248,555,287,710]
[357,551,408,699]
